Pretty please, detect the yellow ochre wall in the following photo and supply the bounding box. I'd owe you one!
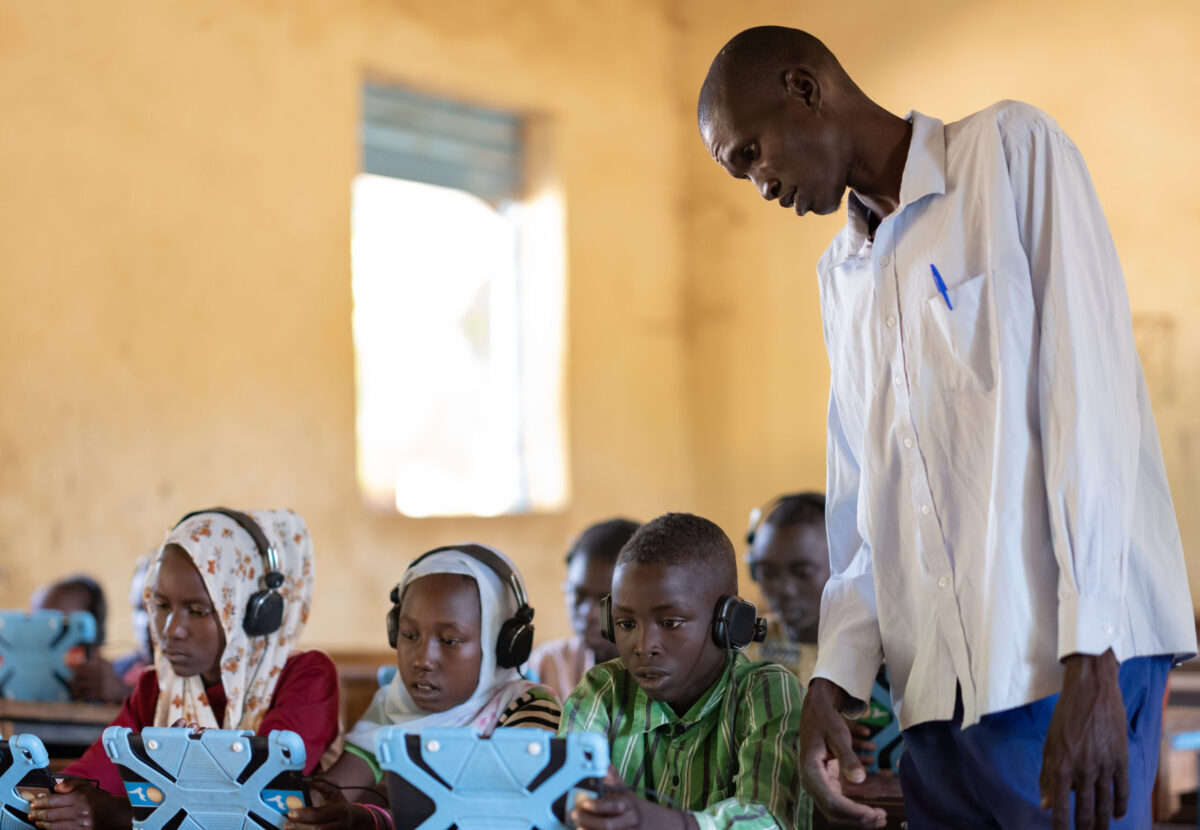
[1,0,1198,656]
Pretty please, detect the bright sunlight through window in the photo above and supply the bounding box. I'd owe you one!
[351,112,567,517]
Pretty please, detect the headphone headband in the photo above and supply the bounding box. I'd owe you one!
[745,492,826,548]
[404,543,530,612]
[173,507,280,576]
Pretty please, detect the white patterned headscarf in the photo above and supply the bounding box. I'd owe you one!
[147,509,315,731]
[346,544,542,752]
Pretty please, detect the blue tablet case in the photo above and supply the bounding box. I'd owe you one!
[377,726,609,830]
[0,734,52,830]
[101,726,310,829]
[0,610,97,702]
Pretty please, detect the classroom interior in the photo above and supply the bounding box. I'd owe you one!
[2,0,1200,822]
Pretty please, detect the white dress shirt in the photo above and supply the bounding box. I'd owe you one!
[812,101,1196,729]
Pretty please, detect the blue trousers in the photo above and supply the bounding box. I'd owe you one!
[898,656,1169,829]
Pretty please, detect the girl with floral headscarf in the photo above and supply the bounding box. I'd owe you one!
[32,509,339,829]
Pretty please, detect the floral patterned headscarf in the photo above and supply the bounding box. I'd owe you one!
[146,509,315,731]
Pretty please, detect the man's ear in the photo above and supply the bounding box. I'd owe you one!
[783,68,820,109]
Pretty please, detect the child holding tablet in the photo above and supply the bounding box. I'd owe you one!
[288,543,559,829]
[29,508,339,828]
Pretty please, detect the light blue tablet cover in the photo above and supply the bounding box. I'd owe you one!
[0,610,96,702]
[102,726,309,829]
[377,726,609,830]
[0,735,51,830]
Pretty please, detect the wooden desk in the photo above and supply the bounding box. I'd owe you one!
[812,773,906,830]
[0,699,119,765]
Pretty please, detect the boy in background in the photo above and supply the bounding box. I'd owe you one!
[561,512,808,830]
[528,518,638,700]
[747,493,900,771]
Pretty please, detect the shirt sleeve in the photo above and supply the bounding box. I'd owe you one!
[691,666,810,830]
[1006,115,1138,659]
[61,668,159,796]
[256,649,341,775]
[496,687,562,731]
[556,665,614,739]
[810,387,884,712]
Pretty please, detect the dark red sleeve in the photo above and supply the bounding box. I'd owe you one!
[256,650,340,775]
[61,668,160,796]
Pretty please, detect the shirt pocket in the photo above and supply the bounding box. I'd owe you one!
[920,270,997,393]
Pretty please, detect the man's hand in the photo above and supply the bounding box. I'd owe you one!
[799,678,886,829]
[569,766,697,830]
[1040,650,1128,830]
[26,777,131,829]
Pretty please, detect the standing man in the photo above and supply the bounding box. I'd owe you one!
[698,26,1195,830]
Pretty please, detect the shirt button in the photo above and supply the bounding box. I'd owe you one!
[879,256,890,266]
[886,315,897,327]
[672,774,680,786]
[903,437,914,449]
[920,504,932,516]
[894,374,902,386]
[937,576,949,588]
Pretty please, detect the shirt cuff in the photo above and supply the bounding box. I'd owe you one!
[1057,591,1122,660]
[810,656,878,719]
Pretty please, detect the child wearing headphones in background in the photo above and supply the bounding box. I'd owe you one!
[287,543,560,830]
[560,513,809,830]
[527,518,640,701]
[29,508,339,829]
[747,493,900,773]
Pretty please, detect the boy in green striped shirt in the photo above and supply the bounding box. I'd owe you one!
[560,512,810,830]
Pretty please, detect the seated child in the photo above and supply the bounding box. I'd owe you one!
[289,543,561,828]
[28,508,339,828]
[561,512,809,830]
[528,518,639,700]
[43,556,156,704]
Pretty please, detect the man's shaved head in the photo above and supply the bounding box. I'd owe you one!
[698,26,843,133]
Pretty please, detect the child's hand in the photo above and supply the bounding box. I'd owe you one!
[285,778,366,830]
[70,653,132,703]
[169,718,207,734]
[25,777,131,829]
[570,766,696,830]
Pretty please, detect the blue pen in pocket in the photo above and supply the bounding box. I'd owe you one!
[930,264,953,310]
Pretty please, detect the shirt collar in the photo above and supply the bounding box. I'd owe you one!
[633,651,735,734]
[843,110,946,254]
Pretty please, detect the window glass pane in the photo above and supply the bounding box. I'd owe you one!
[351,173,525,516]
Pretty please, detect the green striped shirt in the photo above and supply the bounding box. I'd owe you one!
[559,651,811,830]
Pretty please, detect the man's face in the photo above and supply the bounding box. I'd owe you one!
[564,553,618,662]
[701,77,848,218]
[610,561,727,716]
[747,522,829,643]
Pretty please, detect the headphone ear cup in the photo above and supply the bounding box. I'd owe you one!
[599,595,615,643]
[711,596,731,649]
[495,606,535,669]
[243,589,283,637]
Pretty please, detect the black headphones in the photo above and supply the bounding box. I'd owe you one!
[745,492,826,548]
[386,543,536,670]
[599,593,767,650]
[172,508,285,638]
